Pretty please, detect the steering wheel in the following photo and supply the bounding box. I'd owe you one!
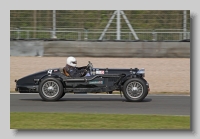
[86,61,93,75]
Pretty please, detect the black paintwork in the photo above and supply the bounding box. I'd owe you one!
[15,65,149,94]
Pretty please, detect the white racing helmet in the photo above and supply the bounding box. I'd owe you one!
[66,56,77,67]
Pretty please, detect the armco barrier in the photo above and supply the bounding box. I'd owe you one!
[10,41,44,56]
[43,41,190,58]
[10,41,190,58]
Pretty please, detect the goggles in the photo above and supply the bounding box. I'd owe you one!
[72,61,77,64]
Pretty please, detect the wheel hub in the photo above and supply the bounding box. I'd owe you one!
[132,87,138,92]
[131,87,138,94]
[47,86,54,92]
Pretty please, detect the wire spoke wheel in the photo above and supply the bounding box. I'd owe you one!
[42,81,59,98]
[126,81,143,99]
[39,78,64,101]
[123,78,148,102]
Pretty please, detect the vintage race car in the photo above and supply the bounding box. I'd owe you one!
[15,61,150,102]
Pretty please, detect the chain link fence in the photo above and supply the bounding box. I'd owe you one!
[10,10,190,41]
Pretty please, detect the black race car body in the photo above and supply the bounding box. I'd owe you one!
[15,61,150,102]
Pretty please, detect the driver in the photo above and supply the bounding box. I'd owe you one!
[64,56,88,77]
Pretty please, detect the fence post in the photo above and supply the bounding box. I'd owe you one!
[33,10,37,38]
[17,28,20,39]
[117,10,121,40]
[52,10,57,38]
[84,29,88,40]
[152,30,157,41]
[183,10,187,40]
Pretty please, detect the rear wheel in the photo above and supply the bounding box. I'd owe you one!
[122,78,148,102]
[39,78,63,101]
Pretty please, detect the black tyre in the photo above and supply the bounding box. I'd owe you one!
[60,92,65,99]
[122,78,148,102]
[107,91,113,94]
[39,78,64,101]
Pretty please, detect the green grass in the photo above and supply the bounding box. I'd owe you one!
[10,112,190,130]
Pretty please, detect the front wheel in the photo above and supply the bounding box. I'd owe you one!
[106,91,113,94]
[122,78,148,102]
[60,92,65,99]
[39,78,63,101]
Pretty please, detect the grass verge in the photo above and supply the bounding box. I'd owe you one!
[10,112,190,130]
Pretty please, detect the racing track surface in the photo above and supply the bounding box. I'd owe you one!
[10,94,190,116]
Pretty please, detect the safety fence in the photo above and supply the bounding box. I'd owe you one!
[10,10,190,41]
[10,29,190,41]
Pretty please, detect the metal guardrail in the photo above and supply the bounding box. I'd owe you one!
[11,27,187,32]
[10,30,190,41]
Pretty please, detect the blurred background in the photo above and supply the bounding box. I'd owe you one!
[10,10,190,41]
[10,10,190,94]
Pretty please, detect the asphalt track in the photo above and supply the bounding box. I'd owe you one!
[10,93,190,116]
